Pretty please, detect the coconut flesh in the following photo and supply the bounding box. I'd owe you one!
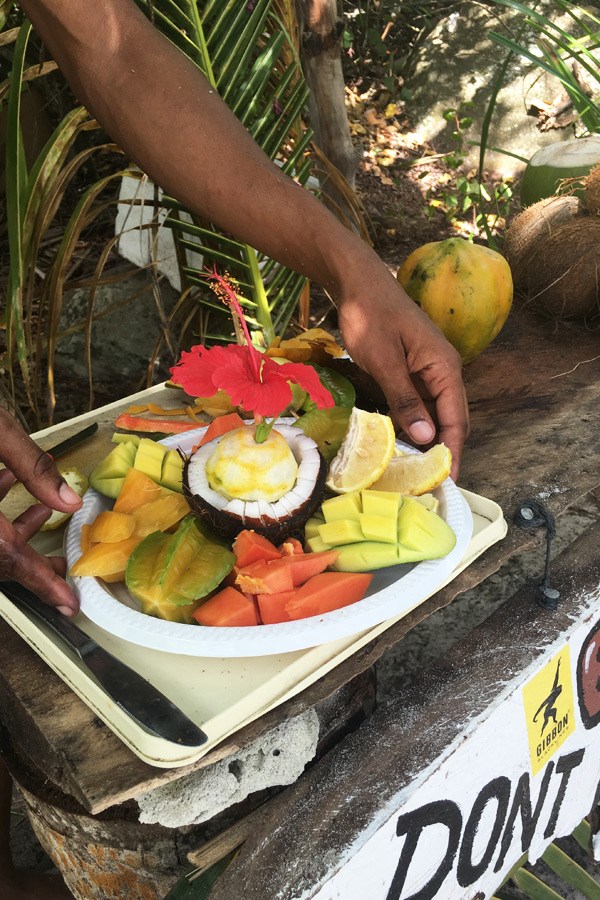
[184,423,327,542]
[520,135,600,207]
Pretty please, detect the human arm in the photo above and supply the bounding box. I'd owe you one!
[20,0,469,476]
[0,410,82,614]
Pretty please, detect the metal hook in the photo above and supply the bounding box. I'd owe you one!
[513,499,560,611]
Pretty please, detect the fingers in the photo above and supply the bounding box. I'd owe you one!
[12,504,52,541]
[0,468,17,500]
[372,353,468,476]
[337,289,469,480]
[431,373,470,481]
[0,409,83,513]
[0,513,79,615]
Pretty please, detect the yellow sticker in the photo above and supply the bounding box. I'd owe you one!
[523,646,575,775]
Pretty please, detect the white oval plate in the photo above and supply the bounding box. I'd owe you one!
[65,425,473,657]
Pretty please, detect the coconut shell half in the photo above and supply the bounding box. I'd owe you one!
[183,424,328,543]
[184,455,327,544]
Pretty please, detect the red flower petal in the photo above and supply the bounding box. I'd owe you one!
[278,362,335,409]
[170,345,247,397]
[216,355,292,416]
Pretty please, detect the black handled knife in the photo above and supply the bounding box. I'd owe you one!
[45,422,99,459]
[0,581,208,749]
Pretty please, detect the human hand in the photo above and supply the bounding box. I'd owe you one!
[0,410,83,615]
[336,268,469,481]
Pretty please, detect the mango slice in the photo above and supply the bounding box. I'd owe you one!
[90,436,184,498]
[306,487,456,571]
[321,492,361,523]
[318,519,364,546]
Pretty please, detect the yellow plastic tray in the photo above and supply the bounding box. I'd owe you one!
[0,489,505,769]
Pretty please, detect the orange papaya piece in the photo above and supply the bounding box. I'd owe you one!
[114,413,200,434]
[257,591,295,625]
[195,412,245,449]
[278,538,304,556]
[284,572,373,620]
[232,530,282,568]
[278,549,339,586]
[235,561,294,595]
[193,587,259,627]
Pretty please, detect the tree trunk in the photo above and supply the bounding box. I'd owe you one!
[297,0,358,213]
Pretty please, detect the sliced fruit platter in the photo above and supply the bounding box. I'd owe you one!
[65,274,472,655]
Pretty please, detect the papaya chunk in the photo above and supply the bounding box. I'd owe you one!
[284,572,373,620]
[278,538,304,556]
[193,587,259,627]
[195,412,246,450]
[280,549,339,586]
[235,561,294,595]
[257,591,295,625]
[114,413,200,434]
[232,530,282,568]
[235,549,339,594]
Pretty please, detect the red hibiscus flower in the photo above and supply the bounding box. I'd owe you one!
[170,270,334,423]
[170,342,334,418]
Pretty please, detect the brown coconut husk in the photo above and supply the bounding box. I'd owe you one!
[504,195,583,291]
[524,217,600,319]
[584,163,600,216]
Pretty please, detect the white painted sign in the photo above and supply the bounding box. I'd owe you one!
[312,609,600,899]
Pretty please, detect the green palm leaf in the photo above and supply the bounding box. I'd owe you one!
[489,1,600,134]
[0,0,14,31]
[5,21,31,401]
[136,0,313,346]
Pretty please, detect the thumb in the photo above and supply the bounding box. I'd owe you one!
[1,411,82,512]
[379,368,436,446]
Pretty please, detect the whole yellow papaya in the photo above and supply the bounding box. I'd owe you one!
[397,237,513,363]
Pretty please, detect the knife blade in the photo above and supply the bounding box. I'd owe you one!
[0,581,208,748]
[45,422,99,460]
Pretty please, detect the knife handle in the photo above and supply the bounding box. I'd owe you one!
[0,582,94,657]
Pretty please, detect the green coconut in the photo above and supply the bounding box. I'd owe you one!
[520,135,600,207]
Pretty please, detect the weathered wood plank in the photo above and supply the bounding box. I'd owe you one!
[205,517,600,900]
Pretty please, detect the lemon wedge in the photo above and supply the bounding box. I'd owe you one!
[325,408,396,494]
[370,444,452,495]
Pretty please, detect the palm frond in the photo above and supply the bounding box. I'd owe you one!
[2,20,134,423]
[136,0,313,346]
[494,819,600,899]
[488,1,600,134]
[5,21,31,402]
[0,0,14,31]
